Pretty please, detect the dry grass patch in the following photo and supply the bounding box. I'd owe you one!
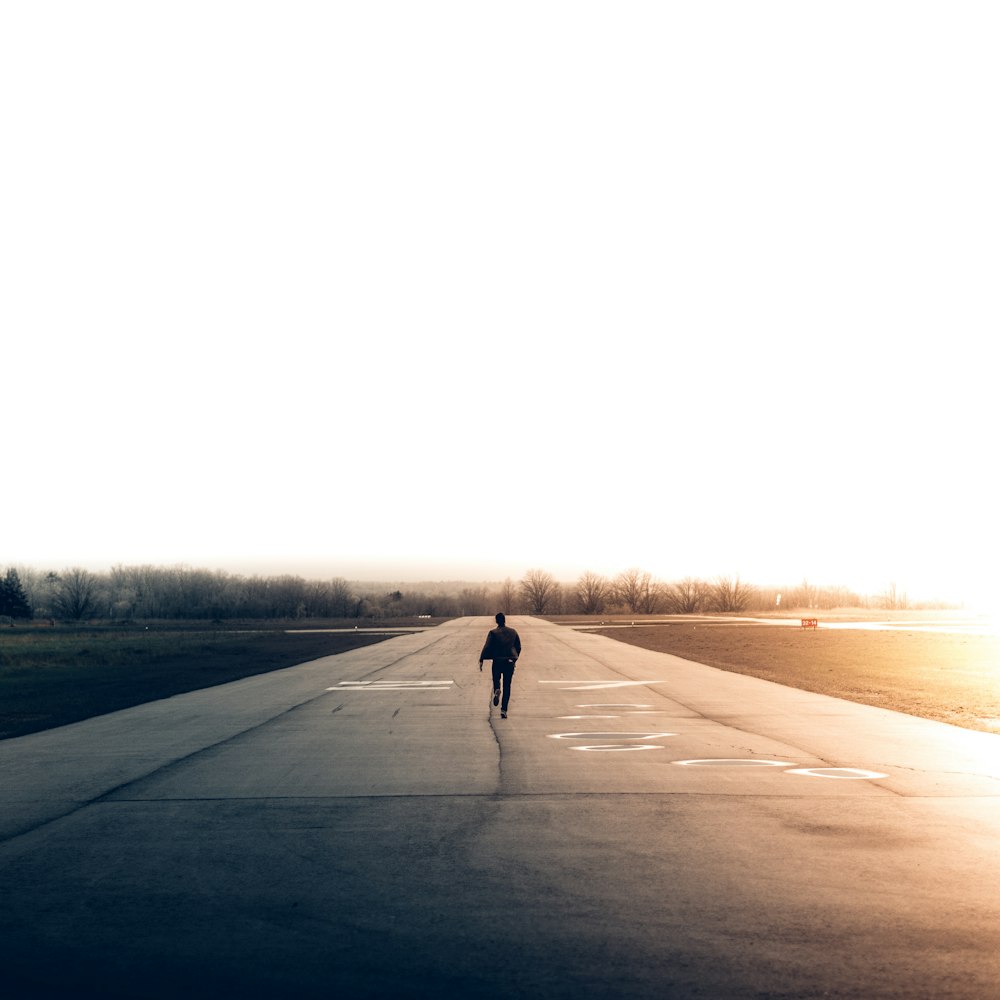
[588,623,1000,733]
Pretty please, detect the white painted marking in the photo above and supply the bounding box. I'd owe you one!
[673,759,792,768]
[548,732,676,741]
[571,744,665,752]
[577,704,654,709]
[558,715,620,720]
[327,680,454,691]
[345,687,452,691]
[786,767,888,780]
[540,681,661,691]
[340,680,452,686]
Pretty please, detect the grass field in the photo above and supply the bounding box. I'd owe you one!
[0,620,445,741]
[551,614,1000,734]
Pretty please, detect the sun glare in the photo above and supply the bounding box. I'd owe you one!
[4,4,995,605]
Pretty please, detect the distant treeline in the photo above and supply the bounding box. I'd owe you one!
[0,564,924,624]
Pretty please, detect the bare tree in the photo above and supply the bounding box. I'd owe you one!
[520,569,558,614]
[709,575,756,613]
[821,584,862,609]
[575,571,609,614]
[266,575,308,619]
[612,568,661,614]
[459,586,490,615]
[415,592,458,617]
[612,568,642,612]
[328,577,353,617]
[638,578,662,614]
[495,578,518,614]
[881,581,909,610]
[791,578,818,609]
[662,577,707,614]
[54,567,100,621]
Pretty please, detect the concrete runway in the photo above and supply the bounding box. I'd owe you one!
[3,616,1000,999]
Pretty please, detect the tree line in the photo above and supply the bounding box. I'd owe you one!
[511,568,872,615]
[1,563,909,624]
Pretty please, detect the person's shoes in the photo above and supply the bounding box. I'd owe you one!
[501,710,508,719]
[493,689,500,706]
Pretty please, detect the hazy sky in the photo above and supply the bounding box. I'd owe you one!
[4,2,997,608]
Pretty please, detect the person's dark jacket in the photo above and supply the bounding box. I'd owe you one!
[480,625,521,663]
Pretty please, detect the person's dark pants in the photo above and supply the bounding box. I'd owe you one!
[491,659,516,711]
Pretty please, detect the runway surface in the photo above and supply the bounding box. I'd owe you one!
[3,616,1000,999]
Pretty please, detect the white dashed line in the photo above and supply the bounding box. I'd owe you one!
[327,680,454,691]
[548,732,677,741]
[673,759,791,768]
[785,767,888,780]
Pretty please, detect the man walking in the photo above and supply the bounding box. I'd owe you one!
[479,612,521,719]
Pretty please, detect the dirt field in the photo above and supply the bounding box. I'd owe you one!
[573,618,1000,734]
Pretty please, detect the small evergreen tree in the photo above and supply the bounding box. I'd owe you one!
[0,567,33,620]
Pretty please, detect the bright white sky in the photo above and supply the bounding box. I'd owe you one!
[3,2,997,608]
